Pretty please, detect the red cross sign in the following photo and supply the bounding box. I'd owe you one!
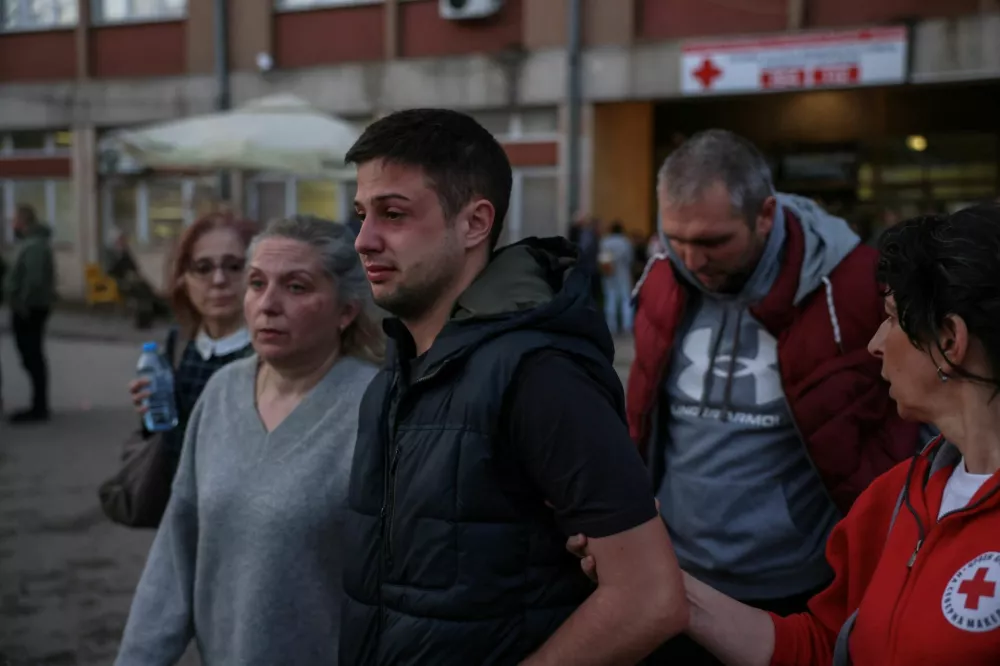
[959,567,998,611]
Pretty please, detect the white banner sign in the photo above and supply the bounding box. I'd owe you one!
[681,26,908,96]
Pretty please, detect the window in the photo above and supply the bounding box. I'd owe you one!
[53,130,73,150]
[1,0,77,30]
[517,173,559,240]
[146,180,185,245]
[469,108,560,141]
[1,129,72,155]
[857,132,999,217]
[518,108,559,136]
[252,181,289,224]
[102,176,222,249]
[91,0,186,24]
[10,130,47,152]
[296,180,339,220]
[107,181,139,243]
[189,178,219,221]
[11,181,48,232]
[1,179,75,246]
[470,111,513,137]
[501,169,560,246]
[246,175,355,223]
[275,0,381,10]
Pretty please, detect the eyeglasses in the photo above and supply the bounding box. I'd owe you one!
[187,256,246,280]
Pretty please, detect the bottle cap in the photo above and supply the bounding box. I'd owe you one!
[142,342,158,352]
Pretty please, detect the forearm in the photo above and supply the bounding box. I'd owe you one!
[684,573,775,666]
[521,585,686,666]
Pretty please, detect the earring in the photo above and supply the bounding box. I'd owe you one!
[936,367,950,383]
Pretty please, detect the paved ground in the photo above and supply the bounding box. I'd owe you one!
[0,309,197,666]
[0,306,633,664]
[0,306,171,347]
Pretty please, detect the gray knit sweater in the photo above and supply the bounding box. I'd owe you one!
[115,354,378,666]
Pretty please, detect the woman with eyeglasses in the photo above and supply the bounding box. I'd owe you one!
[115,216,384,665]
[127,213,257,458]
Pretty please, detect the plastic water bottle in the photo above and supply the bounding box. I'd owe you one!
[138,342,178,433]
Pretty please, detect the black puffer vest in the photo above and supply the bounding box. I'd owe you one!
[340,238,624,665]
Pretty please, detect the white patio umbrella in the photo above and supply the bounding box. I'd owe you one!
[104,94,362,178]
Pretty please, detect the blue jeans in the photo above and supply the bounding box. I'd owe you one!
[602,276,633,335]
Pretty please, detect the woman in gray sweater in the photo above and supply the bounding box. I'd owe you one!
[115,216,384,666]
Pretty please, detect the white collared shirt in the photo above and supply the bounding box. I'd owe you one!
[194,326,251,361]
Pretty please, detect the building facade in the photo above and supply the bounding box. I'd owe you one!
[1,0,998,298]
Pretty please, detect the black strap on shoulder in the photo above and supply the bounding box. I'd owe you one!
[164,326,184,369]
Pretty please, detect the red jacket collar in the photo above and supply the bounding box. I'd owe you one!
[749,209,805,333]
[909,435,1000,514]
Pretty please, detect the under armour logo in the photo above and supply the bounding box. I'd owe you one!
[676,327,782,406]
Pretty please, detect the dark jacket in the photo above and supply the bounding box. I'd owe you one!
[0,254,7,306]
[340,237,621,666]
[627,209,920,514]
[5,222,56,312]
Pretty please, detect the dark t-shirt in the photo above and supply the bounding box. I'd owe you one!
[406,347,656,539]
[501,350,657,538]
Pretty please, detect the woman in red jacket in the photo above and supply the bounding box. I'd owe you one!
[571,203,1000,666]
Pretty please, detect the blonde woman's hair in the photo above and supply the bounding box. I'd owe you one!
[248,215,385,366]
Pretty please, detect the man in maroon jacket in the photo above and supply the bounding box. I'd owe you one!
[627,130,920,664]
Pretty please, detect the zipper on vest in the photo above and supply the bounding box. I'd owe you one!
[377,360,449,624]
[385,444,402,567]
[382,378,402,562]
[377,374,400,640]
[382,361,448,567]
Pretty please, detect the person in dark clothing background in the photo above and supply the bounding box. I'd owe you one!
[340,108,687,666]
[105,231,169,329]
[569,211,603,305]
[5,204,56,424]
[0,251,7,415]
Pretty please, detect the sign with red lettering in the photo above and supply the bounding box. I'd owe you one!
[681,26,907,95]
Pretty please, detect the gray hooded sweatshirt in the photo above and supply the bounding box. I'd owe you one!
[656,194,860,600]
[115,355,378,666]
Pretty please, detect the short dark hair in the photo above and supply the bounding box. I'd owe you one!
[16,204,37,225]
[610,220,625,235]
[346,108,513,250]
[876,203,1000,392]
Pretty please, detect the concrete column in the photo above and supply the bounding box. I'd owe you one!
[228,0,273,72]
[75,0,89,79]
[525,0,638,50]
[787,0,806,30]
[187,0,215,74]
[384,0,399,61]
[579,102,594,220]
[559,100,594,230]
[583,0,636,46]
[71,127,99,269]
